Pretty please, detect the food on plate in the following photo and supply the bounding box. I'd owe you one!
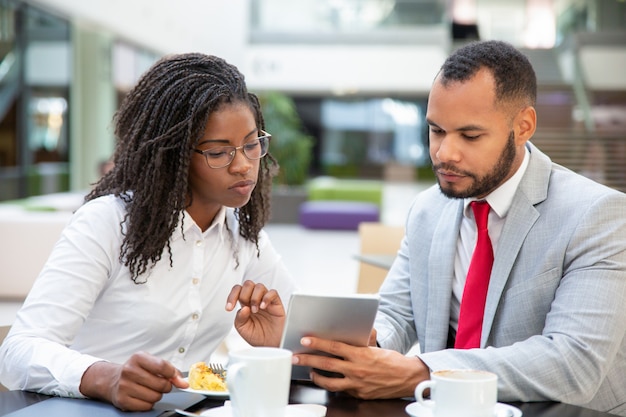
[188,362,227,392]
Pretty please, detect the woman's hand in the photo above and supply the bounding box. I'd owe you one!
[226,280,286,347]
[79,351,188,411]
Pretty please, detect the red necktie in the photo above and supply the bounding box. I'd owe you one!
[455,201,494,349]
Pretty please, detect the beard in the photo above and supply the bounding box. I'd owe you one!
[433,130,517,199]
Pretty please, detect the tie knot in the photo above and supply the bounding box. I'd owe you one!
[470,200,490,230]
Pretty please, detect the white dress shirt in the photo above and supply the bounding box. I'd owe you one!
[0,194,295,398]
[450,148,530,331]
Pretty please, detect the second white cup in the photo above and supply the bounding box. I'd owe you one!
[414,369,498,417]
[227,347,293,417]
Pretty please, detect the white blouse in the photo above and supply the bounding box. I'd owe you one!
[0,195,295,398]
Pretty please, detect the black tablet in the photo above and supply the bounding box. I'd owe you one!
[279,293,380,380]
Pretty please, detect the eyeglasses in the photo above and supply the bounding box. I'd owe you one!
[194,131,271,169]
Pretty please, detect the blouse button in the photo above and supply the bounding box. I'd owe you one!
[195,240,203,247]
[192,313,199,320]
[178,347,185,354]
[192,278,199,285]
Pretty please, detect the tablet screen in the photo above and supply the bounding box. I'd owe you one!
[279,293,380,380]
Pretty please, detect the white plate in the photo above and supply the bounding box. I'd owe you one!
[200,403,325,417]
[405,401,522,417]
[179,377,229,398]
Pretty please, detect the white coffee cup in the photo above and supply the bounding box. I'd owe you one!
[414,369,498,417]
[227,347,293,417]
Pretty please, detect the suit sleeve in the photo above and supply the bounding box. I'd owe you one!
[420,190,626,406]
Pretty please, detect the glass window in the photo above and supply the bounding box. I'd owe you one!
[250,0,445,43]
[320,98,427,176]
[28,94,68,163]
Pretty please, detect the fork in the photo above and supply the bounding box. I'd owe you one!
[209,363,226,377]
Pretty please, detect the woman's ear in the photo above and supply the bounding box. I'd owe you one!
[515,106,537,145]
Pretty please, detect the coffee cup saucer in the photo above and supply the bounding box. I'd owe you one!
[405,401,522,417]
[200,403,326,417]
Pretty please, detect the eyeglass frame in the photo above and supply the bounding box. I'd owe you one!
[193,130,271,169]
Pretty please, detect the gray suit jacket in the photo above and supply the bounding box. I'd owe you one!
[375,142,626,415]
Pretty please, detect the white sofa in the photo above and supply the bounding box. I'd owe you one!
[0,192,83,299]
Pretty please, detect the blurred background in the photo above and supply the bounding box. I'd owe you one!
[0,0,625,334]
[0,0,625,201]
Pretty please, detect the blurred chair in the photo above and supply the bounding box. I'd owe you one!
[356,222,405,294]
[0,325,10,391]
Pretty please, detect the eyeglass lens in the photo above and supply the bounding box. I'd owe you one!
[204,136,269,168]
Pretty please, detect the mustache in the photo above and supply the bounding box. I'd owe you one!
[432,163,474,178]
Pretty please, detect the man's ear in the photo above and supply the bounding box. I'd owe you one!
[515,106,537,145]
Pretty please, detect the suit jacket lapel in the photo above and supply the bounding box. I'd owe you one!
[481,142,551,345]
[424,199,464,352]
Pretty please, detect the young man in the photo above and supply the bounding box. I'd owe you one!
[293,40,626,416]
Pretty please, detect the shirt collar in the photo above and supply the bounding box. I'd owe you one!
[172,206,228,242]
[464,146,530,219]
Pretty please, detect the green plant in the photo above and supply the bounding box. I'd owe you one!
[259,92,314,186]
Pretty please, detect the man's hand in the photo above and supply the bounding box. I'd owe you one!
[292,336,429,399]
[226,280,286,347]
[79,352,188,411]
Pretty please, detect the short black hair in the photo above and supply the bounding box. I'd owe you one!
[438,40,537,108]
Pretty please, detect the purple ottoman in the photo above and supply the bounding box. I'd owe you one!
[299,201,380,230]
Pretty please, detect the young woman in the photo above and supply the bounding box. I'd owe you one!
[0,53,296,411]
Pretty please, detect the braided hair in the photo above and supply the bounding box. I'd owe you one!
[86,53,278,283]
[438,40,537,110]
